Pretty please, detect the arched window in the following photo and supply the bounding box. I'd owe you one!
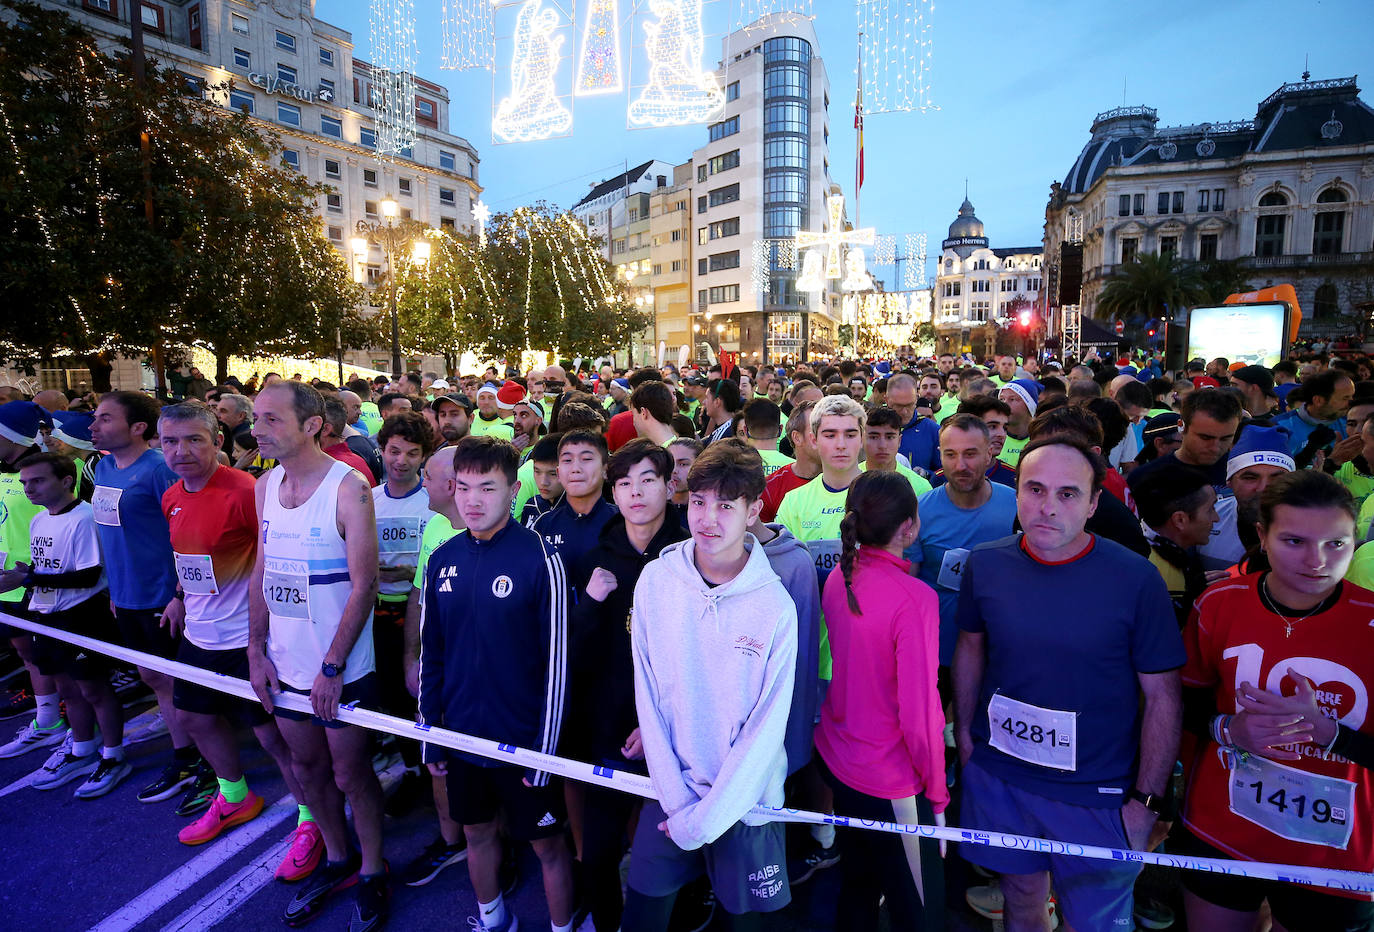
[1258,191,1289,207]
[1314,188,1347,255]
[1312,283,1339,320]
[1317,187,1349,204]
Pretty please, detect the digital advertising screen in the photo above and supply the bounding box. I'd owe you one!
[1186,303,1290,368]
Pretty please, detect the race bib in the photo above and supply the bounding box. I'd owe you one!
[1228,754,1356,849]
[91,485,122,527]
[263,560,310,620]
[988,692,1077,771]
[29,586,56,610]
[174,552,220,596]
[377,516,421,556]
[937,547,970,590]
[809,538,843,586]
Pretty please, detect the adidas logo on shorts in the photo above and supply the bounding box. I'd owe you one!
[536,812,557,828]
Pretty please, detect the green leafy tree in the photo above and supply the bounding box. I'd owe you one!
[1097,251,1204,329]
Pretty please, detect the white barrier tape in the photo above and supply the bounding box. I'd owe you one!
[5,610,1374,895]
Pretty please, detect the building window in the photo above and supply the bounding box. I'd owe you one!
[1198,189,1210,211]
[1159,235,1178,257]
[668,229,682,243]
[400,208,412,220]
[359,127,377,149]
[319,47,335,67]
[439,188,456,205]
[1313,283,1340,320]
[709,218,740,239]
[1313,188,1348,256]
[328,225,342,241]
[1000,278,1016,292]
[1118,194,1131,217]
[363,168,378,187]
[440,217,456,230]
[320,115,342,138]
[1255,214,1286,257]
[319,78,335,98]
[232,48,250,70]
[231,11,249,34]
[365,200,379,218]
[697,164,708,183]
[708,184,740,208]
[708,285,740,304]
[1121,237,1139,263]
[1028,278,1041,291]
[971,279,990,293]
[969,301,991,322]
[84,0,114,12]
[671,260,682,272]
[416,98,435,121]
[973,258,989,270]
[228,89,254,113]
[278,63,297,84]
[709,251,741,272]
[1172,191,1185,214]
[726,81,740,101]
[708,116,740,141]
[438,150,456,171]
[398,178,411,195]
[697,195,707,214]
[697,258,708,275]
[1157,192,1170,214]
[324,159,341,179]
[1198,233,1218,260]
[710,150,741,174]
[1133,194,1145,216]
[275,30,296,53]
[1213,189,1225,210]
[652,264,662,276]
[326,193,342,212]
[281,148,299,170]
[276,102,301,126]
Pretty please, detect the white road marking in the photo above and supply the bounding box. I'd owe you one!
[0,770,39,798]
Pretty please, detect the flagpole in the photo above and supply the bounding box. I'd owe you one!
[855,27,863,229]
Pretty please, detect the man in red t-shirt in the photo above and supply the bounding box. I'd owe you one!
[760,401,820,522]
[321,399,378,486]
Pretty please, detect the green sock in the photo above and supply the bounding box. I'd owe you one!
[298,804,314,826]
[218,776,249,804]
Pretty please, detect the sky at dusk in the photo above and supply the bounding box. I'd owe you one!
[318,0,1372,265]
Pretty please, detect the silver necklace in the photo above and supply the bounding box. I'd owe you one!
[1260,579,1324,638]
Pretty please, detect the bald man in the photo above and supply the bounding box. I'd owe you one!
[33,390,69,413]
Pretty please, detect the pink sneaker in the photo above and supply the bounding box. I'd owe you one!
[276,820,325,882]
[177,792,265,846]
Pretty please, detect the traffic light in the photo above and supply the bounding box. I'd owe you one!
[1146,317,1160,338]
[1018,309,1032,329]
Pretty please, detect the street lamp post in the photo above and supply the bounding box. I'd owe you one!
[353,197,431,383]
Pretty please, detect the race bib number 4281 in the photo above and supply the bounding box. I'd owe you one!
[987,692,1077,772]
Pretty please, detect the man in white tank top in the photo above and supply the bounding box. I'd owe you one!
[246,382,389,931]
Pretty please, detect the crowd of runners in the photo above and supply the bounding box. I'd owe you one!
[0,347,1372,932]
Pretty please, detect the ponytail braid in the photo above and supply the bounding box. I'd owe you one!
[839,511,861,615]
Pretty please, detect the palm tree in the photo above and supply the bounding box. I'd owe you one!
[1097,252,1204,326]
[1193,258,1255,304]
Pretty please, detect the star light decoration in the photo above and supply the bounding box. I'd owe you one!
[369,0,419,154]
[857,0,937,114]
[492,0,575,143]
[473,200,491,247]
[442,0,494,70]
[627,0,726,129]
[794,194,875,294]
[576,0,623,95]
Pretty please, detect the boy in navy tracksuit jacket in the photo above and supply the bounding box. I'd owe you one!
[417,436,572,932]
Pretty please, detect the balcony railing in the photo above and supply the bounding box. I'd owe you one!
[1243,252,1374,269]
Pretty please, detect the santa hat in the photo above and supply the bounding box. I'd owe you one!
[52,411,95,451]
[611,378,630,392]
[496,379,526,410]
[1002,378,1043,416]
[1226,426,1295,480]
[0,401,44,447]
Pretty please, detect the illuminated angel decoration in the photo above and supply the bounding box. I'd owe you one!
[628,0,725,127]
[841,248,874,292]
[493,0,573,142]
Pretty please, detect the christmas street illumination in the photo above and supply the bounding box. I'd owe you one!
[576,0,623,94]
[442,0,494,70]
[857,0,937,114]
[473,200,491,247]
[493,0,574,143]
[369,0,418,154]
[795,193,874,281]
[733,0,812,30]
[628,0,726,128]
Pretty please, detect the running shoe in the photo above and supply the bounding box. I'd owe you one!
[0,686,36,721]
[786,841,840,885]
[965,882,1059,927]
[124,711,170,745]
[283,853,360,928]
[277,821,326,882]
[178,791,265,845]
[110,668,152,708]
[174,764,219,817]
[467,911,519,931]
[31,738,98,790]
[1134,895,1176,929]
[137,757,202,803]
[349,865,390,932]
[401,836,468,887]
[74,755,133,799]
[0,718,67,758]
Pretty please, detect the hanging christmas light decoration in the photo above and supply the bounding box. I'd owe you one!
[576,0,623,95]
[732,0,812,30]
[473,200,491,247]
[627,0,726,128]
[493,0,575,143]
[369,0,419,154]
[857,0,936,114]
[903,232,928,287]
[442,0,494,70]
[795,194,874,282]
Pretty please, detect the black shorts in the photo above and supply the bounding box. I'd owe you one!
[113,606,178,661]
[172,639,270,727]
[1173,825,1374,930]
[445,759,565,841]
[273,673,380,729]
[29,595,117,682]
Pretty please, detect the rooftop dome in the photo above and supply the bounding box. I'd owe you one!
[947,197,985,240]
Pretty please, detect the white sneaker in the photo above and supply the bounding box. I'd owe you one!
[0,718,68,758]
[32,732,99,790]
[124,710,168,745]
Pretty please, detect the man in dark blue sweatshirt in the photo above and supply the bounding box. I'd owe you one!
[419,436,572,932]
[531,430,618,590]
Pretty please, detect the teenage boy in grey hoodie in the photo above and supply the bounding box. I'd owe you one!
[625,440,798,929]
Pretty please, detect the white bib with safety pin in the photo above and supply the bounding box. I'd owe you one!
[174,552,220,596]
[376,516,421,556]
[91,486,122,527]
[263,558,311,620]
[809,538,843,585]
[987,692,1078,771]
[1228,754,1356,849]
[937,547,970,590]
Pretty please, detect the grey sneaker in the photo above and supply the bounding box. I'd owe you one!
[75,755,133,799]
[0,718,68,759]
[32,735,99,790]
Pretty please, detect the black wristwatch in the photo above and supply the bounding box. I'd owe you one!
[321,660,346,679]
[1127,787,1163,814]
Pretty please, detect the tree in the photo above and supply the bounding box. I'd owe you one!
[1097,251,1204,328]
[0,1,374,385]
[1193,258,1255,305]
[395,203,648,364]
